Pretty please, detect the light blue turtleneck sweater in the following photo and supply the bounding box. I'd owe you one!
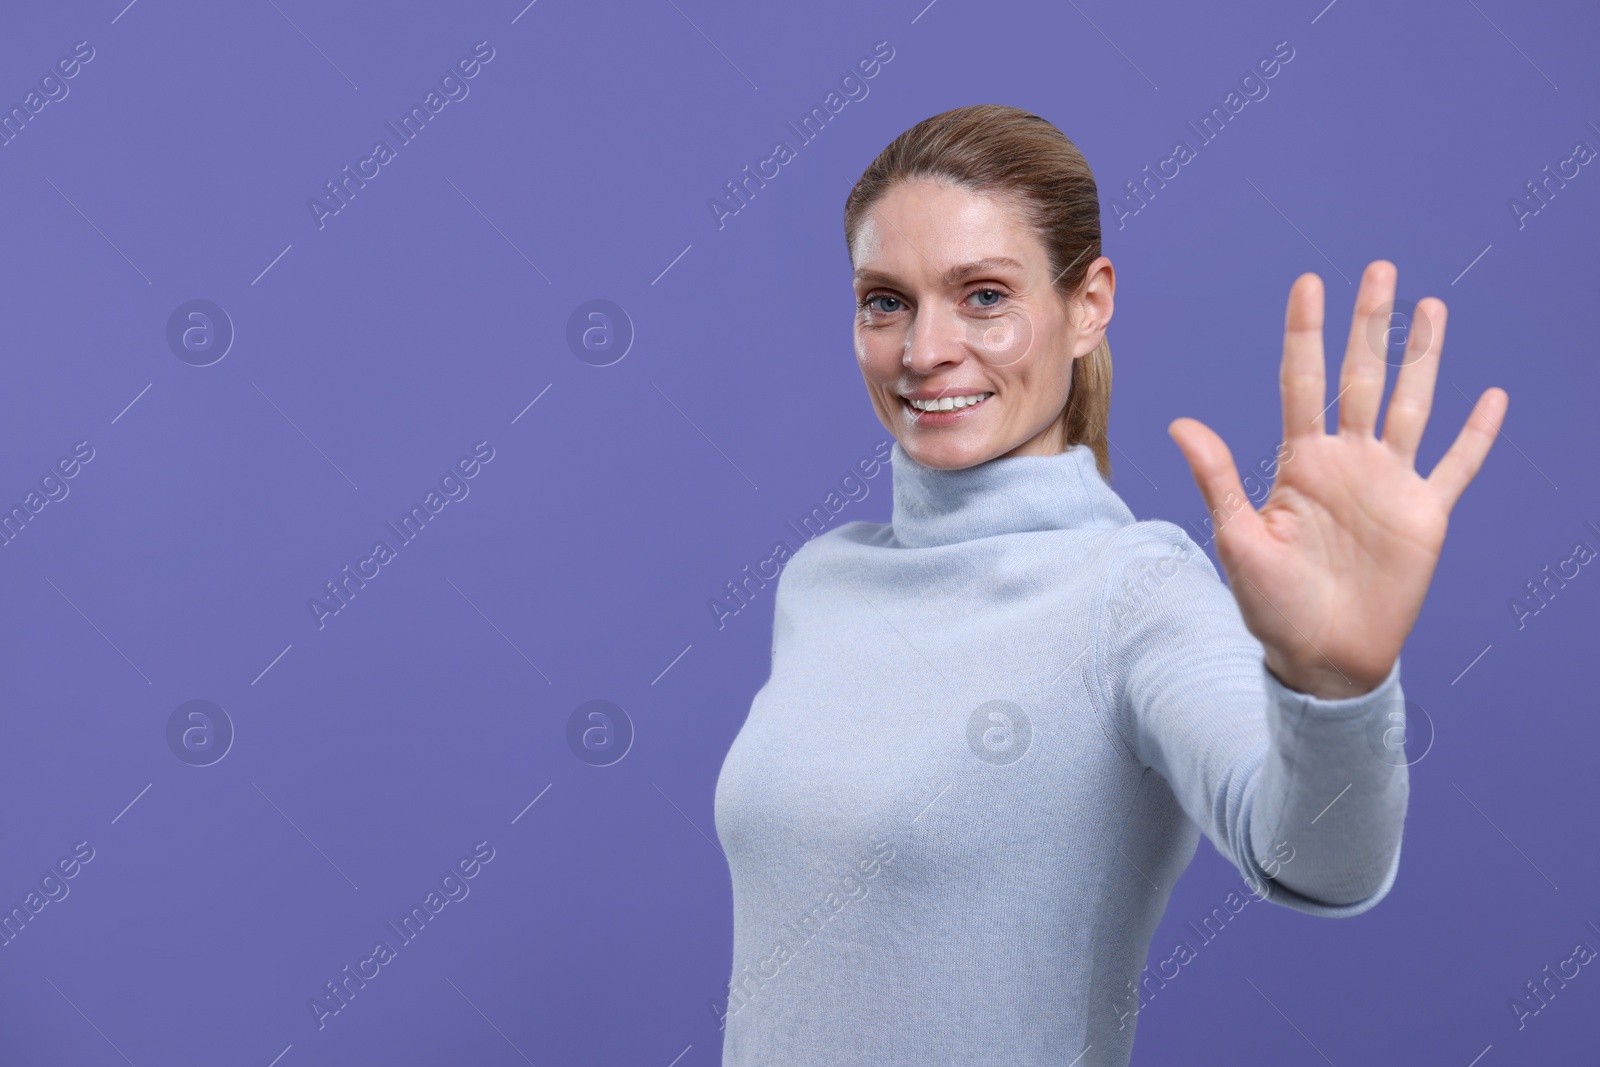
[713,439,1408,1066]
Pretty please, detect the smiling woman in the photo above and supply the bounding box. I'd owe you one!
[711,103,1509,1067]
[845,111,1114,475]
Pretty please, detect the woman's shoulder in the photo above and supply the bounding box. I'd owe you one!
[1094,519,1233,633]
[764,520,892,588]
[794,519,894,557]
[1108,517,1215,559]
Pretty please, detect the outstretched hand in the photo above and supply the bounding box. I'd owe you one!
[1167,260,1508,700]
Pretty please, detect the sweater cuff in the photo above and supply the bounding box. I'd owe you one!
[1247,653,1408,915]
[1260,655,1402,720]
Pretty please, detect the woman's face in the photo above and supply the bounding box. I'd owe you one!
[850,178,1113,470]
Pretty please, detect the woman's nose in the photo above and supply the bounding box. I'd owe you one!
[901,307,966,372]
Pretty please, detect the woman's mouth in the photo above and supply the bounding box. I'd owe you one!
[903,391,994,422]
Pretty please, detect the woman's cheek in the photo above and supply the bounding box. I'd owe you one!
[856,329,898,368]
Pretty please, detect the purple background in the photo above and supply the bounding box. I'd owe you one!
[1,0,1595,1064]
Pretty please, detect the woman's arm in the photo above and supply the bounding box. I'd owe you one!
[1095,258,1505,913]
[1092,525,1408,914]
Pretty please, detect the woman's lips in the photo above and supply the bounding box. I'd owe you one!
[902,392,994,424]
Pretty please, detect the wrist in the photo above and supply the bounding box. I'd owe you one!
[1263,648,1387,701]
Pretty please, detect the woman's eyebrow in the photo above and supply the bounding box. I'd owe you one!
[853,256,1027,289]
[941,257,1025,285]
[852,266,897,288]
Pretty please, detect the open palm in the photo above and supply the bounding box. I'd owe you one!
[1167,260,1509,700]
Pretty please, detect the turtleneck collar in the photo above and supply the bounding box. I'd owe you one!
[888,439,1135,549]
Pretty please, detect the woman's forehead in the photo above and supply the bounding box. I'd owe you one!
[851,184,1044,282]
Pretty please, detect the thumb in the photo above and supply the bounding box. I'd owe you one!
[1167,417,1262,546]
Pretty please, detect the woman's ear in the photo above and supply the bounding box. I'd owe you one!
[1068,298,1107,359]
[1070,257,1115,357]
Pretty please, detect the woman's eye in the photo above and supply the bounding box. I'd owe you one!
[968,288,1004,308]
[862,295,904,314]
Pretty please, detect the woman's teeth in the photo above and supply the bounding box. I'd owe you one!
[907,392,993,412]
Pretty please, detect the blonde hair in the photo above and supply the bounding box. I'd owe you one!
[844,104,1112,479]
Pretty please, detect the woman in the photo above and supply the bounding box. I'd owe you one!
[712,104,1507,1066]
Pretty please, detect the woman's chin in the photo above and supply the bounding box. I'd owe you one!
[898,432,1002,471]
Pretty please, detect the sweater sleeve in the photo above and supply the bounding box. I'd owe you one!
[1089,522,1410,917]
